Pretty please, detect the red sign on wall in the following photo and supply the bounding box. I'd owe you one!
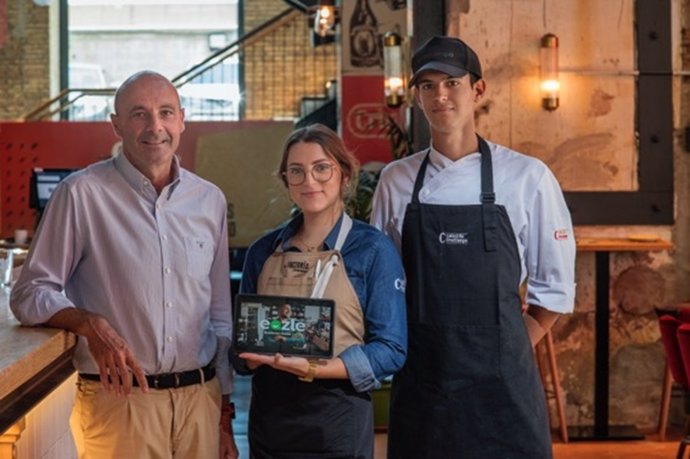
[340,74,406,166]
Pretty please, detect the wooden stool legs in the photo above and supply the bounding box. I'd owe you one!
[677,414,690,459]
[659,363,674,441]
[536,331,569,443]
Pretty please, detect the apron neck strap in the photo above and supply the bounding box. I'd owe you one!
[478,136,497,252]
[334,213,353,251]
[478,136,495,204]
[411,149,431,204]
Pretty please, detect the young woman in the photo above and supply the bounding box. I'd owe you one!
[237,124,407,459]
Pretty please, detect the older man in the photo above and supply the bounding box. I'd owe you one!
[11,71,238,458]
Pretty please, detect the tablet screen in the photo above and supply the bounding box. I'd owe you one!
[233,294,335,358]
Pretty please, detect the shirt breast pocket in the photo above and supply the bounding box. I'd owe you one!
[184,236,214,281]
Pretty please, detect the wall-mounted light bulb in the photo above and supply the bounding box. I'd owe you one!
[314,1,337,38]
[540,33,559,111]
[383,32,405,108]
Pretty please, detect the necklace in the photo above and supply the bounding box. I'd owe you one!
[294,233,323,252]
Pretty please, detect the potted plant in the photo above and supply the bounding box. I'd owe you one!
[347,113,411,222]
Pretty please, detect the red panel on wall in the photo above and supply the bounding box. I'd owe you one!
[0,121,280,237]
[0,122,116,236]
[340,74,406,166]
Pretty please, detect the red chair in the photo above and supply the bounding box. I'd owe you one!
[658,311,690,458]
[658,306,690,441]
[659,315,689,387]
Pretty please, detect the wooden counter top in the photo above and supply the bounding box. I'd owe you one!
[576,237,674,252]
[0,288,76,432]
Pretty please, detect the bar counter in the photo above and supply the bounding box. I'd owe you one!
[0,288,76,434]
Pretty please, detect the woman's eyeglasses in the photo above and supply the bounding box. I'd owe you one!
[283,162,336,186]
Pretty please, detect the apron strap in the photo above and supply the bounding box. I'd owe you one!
[478,136,497,252]
[411,149,431,204]
[311,213,353,298]
[334,213,353,251]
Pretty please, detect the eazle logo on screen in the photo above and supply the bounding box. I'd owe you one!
[261,318,306,332]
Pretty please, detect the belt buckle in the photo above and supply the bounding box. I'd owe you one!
[153,375,160,389]
[174,373,181,388]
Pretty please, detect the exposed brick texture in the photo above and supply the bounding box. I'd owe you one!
[243,0,337,120]
[0,1,50,120]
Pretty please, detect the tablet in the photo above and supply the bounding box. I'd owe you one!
[233,294,335,358]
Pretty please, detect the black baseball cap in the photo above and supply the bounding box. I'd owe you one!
[409,36,482,87]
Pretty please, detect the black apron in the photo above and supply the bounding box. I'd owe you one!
[388,137,552,459]
[249,216,373,459]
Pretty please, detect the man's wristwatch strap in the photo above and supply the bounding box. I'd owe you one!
[298,360,318,382]
[220,401,235,420]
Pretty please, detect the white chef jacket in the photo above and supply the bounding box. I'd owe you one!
[371,141,576,314]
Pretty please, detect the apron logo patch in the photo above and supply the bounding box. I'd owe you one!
[286,261,310,273]
[554,229,569,240]
[438,232,468,245]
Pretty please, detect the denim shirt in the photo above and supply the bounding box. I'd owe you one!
[240,212,407,392]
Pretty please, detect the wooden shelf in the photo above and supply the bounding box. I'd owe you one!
[576,237,673,252]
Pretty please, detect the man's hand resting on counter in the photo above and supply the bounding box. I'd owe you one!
[45,308,148,395]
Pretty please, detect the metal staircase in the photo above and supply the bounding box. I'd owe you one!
[22,6,337,128]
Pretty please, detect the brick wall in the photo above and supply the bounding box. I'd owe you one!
[243,0,337,120]
[244,0,286,31]
[0,1,50,120]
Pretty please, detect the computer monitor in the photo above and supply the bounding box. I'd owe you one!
[29,168,77,211]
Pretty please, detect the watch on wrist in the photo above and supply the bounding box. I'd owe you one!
[219,400,235,433]
[220,401,235,421]
[298,360,318,382]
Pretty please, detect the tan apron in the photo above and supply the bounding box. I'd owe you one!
[256,214,364,356]
[248,214,374,459]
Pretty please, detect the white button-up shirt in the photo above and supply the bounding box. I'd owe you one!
[11,153,233,392]
[371,141,576,313]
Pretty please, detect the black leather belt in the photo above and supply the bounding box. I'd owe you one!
[79,364,215,389]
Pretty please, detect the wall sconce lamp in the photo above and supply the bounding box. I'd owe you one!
[540,33,559,111]
[383,32,405,108]
[314,0,337,38]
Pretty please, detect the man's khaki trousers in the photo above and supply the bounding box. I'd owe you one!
[70,376,222,458]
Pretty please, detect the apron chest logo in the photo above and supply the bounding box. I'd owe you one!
[286,261,310,273]
[438,232,469,245]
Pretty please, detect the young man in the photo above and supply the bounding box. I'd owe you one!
[11,71,238,459]
[371,36,576,458]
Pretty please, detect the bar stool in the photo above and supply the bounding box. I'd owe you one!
[535,330,569,443]
[658,363,674,441]
[657,303,690,442]
[657,310,690,459]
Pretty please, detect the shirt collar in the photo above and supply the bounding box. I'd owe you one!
[428,142,480,170]
[272,211,347,252]
[114,152,182,199]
